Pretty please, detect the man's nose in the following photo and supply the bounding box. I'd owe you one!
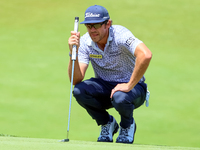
[90,26,97,30]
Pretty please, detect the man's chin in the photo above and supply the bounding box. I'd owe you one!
[91,38,99,43]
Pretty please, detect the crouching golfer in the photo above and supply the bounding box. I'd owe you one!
[68,5,152,144]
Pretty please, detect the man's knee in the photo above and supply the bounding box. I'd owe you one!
[112,91,133,110]
[112,91,129,104]
[112,91,134,117]
[73,82,85,99]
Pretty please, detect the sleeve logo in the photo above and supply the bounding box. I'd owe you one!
[125,37,135,46]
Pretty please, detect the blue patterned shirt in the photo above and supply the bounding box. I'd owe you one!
[78,25,145,83]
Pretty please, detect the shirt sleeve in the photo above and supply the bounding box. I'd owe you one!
[78,37,90,64]
[120,27,143,55]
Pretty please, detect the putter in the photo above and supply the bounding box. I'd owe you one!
[60,17,79,142]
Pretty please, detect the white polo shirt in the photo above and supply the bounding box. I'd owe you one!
[78,25,145,83]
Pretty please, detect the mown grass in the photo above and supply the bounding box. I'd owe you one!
[0,0,200,148]
[1,136,200,150]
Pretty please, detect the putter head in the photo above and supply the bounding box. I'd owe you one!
[59,138,69,142]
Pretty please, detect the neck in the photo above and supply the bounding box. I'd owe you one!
[97,30,109,51]
[97,42,106,51]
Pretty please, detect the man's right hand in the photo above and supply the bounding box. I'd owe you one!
[68,31,80,54]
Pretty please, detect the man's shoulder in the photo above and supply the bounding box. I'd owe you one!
[112,25,126,29]
[111,25,130,33]
[111,25,134,44]
[111,25,133,39]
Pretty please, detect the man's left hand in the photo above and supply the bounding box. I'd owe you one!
[110,83,132,98]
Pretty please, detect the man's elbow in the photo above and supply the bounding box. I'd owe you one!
[72,78,84,85]
[146,51,152,61]
[73,80,80,85]
[144,50,152,64]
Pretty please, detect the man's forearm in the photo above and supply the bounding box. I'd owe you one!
[128,51,152,90]
[68,58,84,85]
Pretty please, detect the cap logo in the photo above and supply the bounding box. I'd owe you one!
[85,12,100,18]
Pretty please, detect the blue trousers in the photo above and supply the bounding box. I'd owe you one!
[73,78,147,128]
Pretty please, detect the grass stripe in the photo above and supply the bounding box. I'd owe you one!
[0,136,199,150]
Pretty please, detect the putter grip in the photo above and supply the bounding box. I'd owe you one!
[72,17,79,60]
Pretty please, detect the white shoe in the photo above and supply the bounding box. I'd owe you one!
[97,116,119,142]
[116,120,136,144]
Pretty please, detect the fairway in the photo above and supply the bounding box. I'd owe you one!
[1,136,200,150]
[0,0,200,149]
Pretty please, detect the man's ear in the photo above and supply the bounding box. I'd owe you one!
[107,19,112,28]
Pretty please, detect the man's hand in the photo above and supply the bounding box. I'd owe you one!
[110,83,131,98]
[68,31,80,53]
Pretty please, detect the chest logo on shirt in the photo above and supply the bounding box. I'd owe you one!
[89,54,102,59]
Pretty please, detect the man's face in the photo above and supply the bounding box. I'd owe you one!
[85,21,110,43]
